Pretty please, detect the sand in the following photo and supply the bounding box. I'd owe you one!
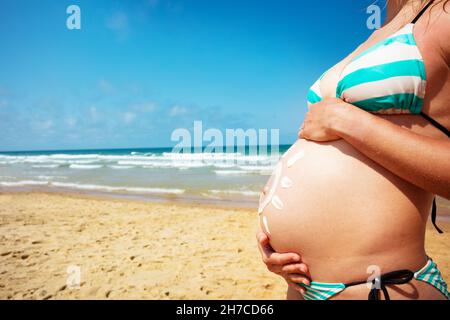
[0,192,448,300]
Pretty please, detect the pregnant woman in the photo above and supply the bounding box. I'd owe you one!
[257,0,450,300]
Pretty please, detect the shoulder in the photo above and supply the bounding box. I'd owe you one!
[384,0,402,25]
[430,2,450,62]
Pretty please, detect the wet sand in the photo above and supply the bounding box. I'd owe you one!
[0,192,448,299]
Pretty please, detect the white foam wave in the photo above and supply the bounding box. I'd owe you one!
[117,160,172,167]
[69,164,103,170]
[119,160,207,169]
[123,187,185,194]
[214,170,251,176]
[0,152,282,170]
[213,163,237,169]
[51,182,185,195]
[46,154,100,159]
[209,189,260,197]
[37,175,54,180]
[36,175,67,180]
[0,180,49,187]
[32,164,60,168]
[108,165,136,169]
[238,165,274,172]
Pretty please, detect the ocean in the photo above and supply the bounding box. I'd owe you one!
[0,145,290,207]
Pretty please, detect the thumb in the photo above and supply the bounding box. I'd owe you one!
[298,129,305,139]
[257,231,270,246]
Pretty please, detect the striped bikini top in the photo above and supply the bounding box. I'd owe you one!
[307,0,449,136]
[307,20,426,114]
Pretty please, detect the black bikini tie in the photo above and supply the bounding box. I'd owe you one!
[431,197,444,234]
[345,269,415,300]
[367,270,415,300]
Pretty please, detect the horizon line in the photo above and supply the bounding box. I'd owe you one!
[0,144,293,154]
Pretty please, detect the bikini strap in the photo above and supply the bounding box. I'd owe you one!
[431,197,444,234]
[412,0,435,24]
[420,112,450,138]
[345,270,415,300]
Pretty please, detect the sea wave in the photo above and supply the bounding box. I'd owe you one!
[32,164,60,168]
[0,152,281,169]
[69,164,103,170]
[208,189,260,197]
[237,165,274,175]
[108,165,136,169]
[117,160,173,167]
[0,179,185,195]
[51,182,185,194]
[214,165,274,175]
[0,180,49,187]
[118,160,208,169]
[36,175,67,180]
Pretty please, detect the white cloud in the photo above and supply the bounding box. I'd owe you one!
[123,112,136,124]
[169,105,187,117]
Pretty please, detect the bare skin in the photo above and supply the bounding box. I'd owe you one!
[257,0,450,300]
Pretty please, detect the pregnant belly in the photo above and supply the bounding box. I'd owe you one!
[259,138,432,282]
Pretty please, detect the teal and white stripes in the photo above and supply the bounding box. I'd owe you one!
[307,23,427,115]
[414,259,450,300]
[306,74,325,107]
[300,281,346,301]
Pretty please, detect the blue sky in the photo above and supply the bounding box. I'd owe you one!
[0,0,384,151]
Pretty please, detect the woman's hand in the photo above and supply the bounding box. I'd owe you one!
[298,97,352,142]
[256,230,311,294]
[297,96,450,198]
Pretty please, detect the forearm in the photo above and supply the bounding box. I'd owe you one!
[331,105,450,199]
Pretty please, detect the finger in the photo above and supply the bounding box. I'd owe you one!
[257,233,277,264]
[257,233,272,254]
[267,252,301,266]
[256,230,269,245]
[299,129,304,139]
[288,282,306,295]
[266,264,283,274]
[281,263,310,277]
[287,274,311,286]
[261,243,276,263]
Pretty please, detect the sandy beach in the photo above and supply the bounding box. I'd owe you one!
[0,192,449,300]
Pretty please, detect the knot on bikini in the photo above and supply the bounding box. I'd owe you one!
[367,270,415,300]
